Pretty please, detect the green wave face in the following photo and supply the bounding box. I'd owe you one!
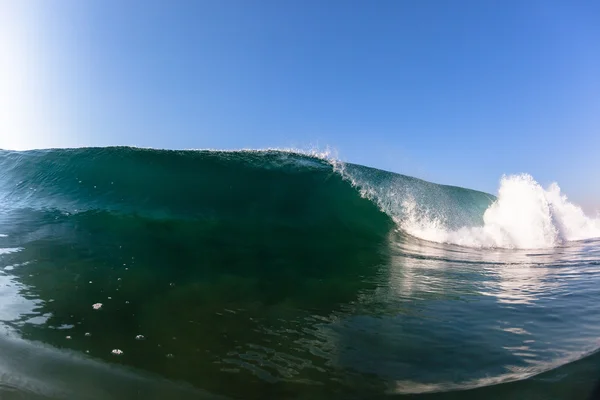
[0,147,493,231]
[0,148,402,398]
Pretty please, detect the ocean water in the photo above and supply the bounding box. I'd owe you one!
[0,147,599,400]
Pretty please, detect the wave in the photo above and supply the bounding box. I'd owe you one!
[1,146,600,398]
[0,147,598,250]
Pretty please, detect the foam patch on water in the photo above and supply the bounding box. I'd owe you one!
[401,174,600,249]
[0,247,22,255]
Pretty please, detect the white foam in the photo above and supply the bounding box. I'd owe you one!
[401,174,600,249]
[0,247,21,255]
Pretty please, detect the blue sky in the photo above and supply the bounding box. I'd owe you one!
[1,0,599,210]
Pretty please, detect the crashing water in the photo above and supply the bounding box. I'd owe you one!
[396,175,600,249]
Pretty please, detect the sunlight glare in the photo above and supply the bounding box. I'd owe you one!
[0,1,52,150]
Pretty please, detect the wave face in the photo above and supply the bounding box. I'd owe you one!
[1,147,597,249]
[0,148,393,233]
[0,147,600,399]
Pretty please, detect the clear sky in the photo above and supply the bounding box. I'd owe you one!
[1,0,599,211]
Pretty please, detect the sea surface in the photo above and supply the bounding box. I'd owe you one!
[0,147,599,399]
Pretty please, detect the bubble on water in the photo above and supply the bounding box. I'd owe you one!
[111,349,123,356]
[85,332,91,337]
[92,303,102,310]
[135,335,145,340]
[166,353,174,359]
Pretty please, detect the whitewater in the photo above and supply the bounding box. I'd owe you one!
[336,158,600,249]
[395,175,600,249]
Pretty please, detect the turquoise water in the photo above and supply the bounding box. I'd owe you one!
[0,148,599,399]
